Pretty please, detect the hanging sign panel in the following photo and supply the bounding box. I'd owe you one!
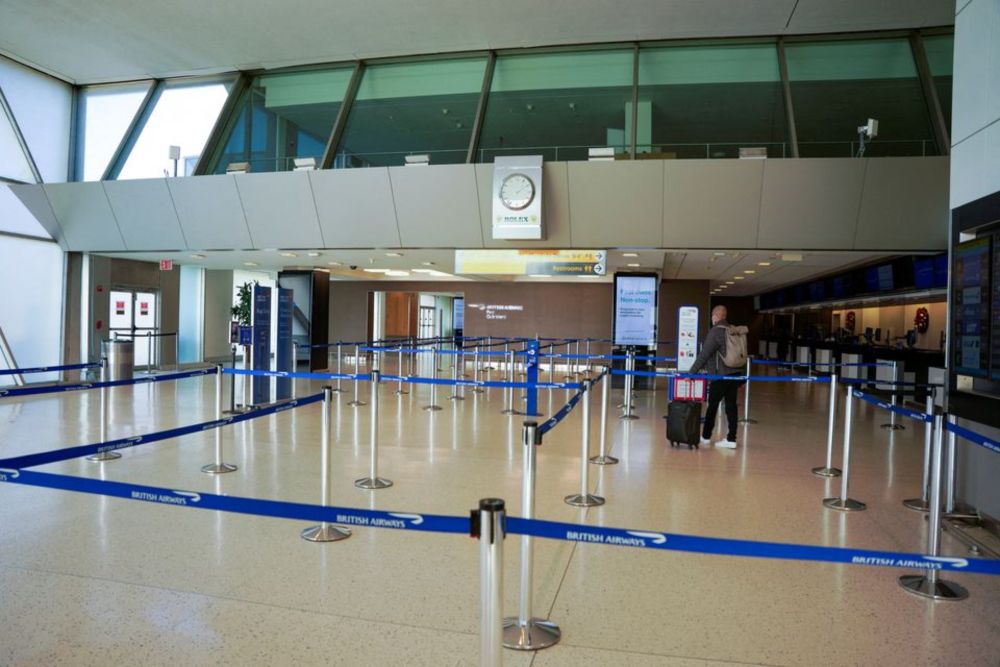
[454,249,606,276]
[613,273,659,347]
[677,305,700,372]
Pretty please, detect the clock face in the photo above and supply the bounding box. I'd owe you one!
[500,173,535,211]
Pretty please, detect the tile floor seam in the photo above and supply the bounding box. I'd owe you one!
[0,562,481,639]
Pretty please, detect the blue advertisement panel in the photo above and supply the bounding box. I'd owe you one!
[275,288,294,400]
[251,285,272,405]
[613,273,658,347]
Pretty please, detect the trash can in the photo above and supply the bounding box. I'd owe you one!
[102,339,133,381]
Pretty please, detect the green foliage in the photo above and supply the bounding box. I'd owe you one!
[231,282,253,326]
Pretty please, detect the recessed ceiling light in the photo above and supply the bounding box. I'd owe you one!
[627,263,640,267]
[386,252,402,257]
[307,252,321,257]
[279,252,297,258]
[385,270,409,277]
[328,261,342,266]
[781,253,803,262]
[412,269,432,274]
[735,276,745,280]
[189,253,206,259]
[713,252,727,256]
[758,262,771,266]
[363,268,391,273]
[623,252,638,258]
[529,274,551,278]
[744,270,755,274]
[421,261,435,266]
[725,281,735,285]
[243,262,258,267]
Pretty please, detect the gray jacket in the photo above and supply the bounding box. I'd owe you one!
[689,320,744,376]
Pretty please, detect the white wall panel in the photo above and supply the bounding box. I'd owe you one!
[103,179,186,250]
[663,159,762,248]
[390,164,483,247]
[2,184,57,239]
[166,174,252,250]
[856,157,949,250]
[757,158,865,249]
[474,162,572,248]
[310,168,400,248]
[43,182,124,250]
[234,171,324,249]
[952,0,993,144]
[567,161,663,247]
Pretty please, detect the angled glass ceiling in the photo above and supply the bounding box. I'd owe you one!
[78,81,152,181]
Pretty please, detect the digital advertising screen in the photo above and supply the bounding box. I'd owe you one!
[613,273,658,347]
[952,237,990,377]
[877,264,894,292]
[914,257,935,289]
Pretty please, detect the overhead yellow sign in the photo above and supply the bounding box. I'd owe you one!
[455,249,606,276]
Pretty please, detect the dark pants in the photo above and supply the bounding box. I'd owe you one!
[703,377,743,440]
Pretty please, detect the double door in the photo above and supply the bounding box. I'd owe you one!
[109,290,158,369]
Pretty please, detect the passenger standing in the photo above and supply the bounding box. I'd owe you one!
[688,305,748,449]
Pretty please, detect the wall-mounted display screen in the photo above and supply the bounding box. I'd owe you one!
[877,264,894,292]
[613,273,658,347]
[865,267,879,293]
[934,254,948,288]
[953,237,990,377]
[914,257,935,289]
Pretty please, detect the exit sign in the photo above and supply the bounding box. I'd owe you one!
[159,259,174,271]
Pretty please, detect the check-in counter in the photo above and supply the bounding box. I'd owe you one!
[796,345,811,367]
[767,341,778,359]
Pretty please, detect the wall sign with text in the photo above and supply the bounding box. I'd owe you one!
[677,305,699,372]
[613,273,659,347]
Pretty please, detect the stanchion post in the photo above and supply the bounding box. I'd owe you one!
[585,339,592,375]
[355,370,392,489]
[87,358,122,462]
[945,414,958,515]
[501,349,521,415]
[424,349,443,411]
[812,373,842,477]
[202,364,237,474]
[591,370,618,465]
[503,422,561,650]
[621,350,637,420]
[147,330,153,373]
[903,391,935,512]
[302,387,352,542]
[899,415,969,600]
[881,361,905,430]
[395,345,408,395]
[473,345,484,393]
[332,343,344,393]
[348,345,366,406]
[475,498,506,667]
[823,389,865,511]
[449,350,465,401]
[739,356,758,424]
[565,380,605,507]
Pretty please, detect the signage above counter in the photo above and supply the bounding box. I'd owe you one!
[455,249,606,276]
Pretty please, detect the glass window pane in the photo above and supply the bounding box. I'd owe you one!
[214,68,352,173]
[118,79,233,179]
[637,43,787,159]
[0,185,51,238]
[0,98,36,182]
[786,39,935,157]
[78,82,152,181]
[336,58,486,167]
[924,34,953,132]
[0,56,72,183]
[0,235,63,386]
[478,50,633,162]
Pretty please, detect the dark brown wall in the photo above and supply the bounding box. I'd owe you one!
[329,278,712,347]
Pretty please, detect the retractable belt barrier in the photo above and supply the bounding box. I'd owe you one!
[611,369,829,383]
[0,367,217,398]
[223,367,361,382]
[0,393,324,470]
[851,389,933,424]
[753,359,892,368]
[945,421,1000,455]
[0,362,99,376]
[0,467,995,576]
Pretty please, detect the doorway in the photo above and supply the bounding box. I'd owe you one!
[109,290,159,369]
[418,305,436,340]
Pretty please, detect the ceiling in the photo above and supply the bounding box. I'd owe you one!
[0,1,953,84]
[99,247,902,297]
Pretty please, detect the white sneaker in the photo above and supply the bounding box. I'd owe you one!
[715,438,737,449]
[699,437,713,447]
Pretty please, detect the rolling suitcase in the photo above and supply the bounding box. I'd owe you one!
[665,400,702,449]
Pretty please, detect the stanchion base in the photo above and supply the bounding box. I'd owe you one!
[501,409,524,416]
[355,476,393,489]
[898,575,968,601]
[564,493,605,507]
[395,389,409,395]
[902,498,930,513]
[423,405,443,412]
[590,455,620,465]
[328,387,345,393]
[880,423,905,431]
[301,523,352,543]
[739,418,759,424]
[202,462,238,474]
[223,407,252,415]
[502,618,561,650]
[823,497,866,512]
[620,413,638,421]
[347,400,367,407]
[811,466,842,478]
[472,388,485,394]
[87,451,122,462]
[448,395,465,401]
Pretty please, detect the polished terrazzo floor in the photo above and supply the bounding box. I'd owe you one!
[0,357,998,666]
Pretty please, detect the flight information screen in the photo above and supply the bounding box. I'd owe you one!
[953,237,991,377]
